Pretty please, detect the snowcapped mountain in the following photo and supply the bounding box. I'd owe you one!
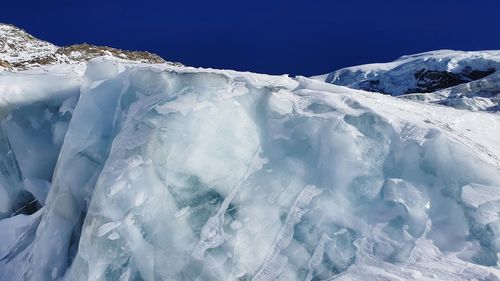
[0,23,176,71]
[315,50,500,111]
[1,25,500,281]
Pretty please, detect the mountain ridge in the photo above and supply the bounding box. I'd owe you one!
[0,23,180,71]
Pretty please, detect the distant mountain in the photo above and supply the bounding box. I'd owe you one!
[0,23,178,71]
[316,50,500,111]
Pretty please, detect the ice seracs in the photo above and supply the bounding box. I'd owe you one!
[0,59,499,280]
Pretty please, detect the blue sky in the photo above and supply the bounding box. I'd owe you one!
[2,0,500,76]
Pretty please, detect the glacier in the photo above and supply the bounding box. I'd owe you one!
[316,50,500,112]
[0,58,500,281]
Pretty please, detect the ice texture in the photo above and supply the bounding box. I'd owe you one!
[0,69,80,219]
[1,59,500,280]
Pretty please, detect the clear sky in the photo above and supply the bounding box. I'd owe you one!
[2,0,500,76]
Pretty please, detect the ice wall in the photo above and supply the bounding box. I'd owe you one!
[0,70,80,219]
[0,69,80,279]
[1,60,500,281]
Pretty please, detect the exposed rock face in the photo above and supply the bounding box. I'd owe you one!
[0,59,12,70]
[0,23,179,71]
[413,69,469,93]
[356,68,496,95]
[411,68,495,94]
[57,43,166,63]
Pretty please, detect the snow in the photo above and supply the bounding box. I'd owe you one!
[0,57,499,281]
[0,69,81,112]
[0,23,172,72]
[461,183,500,208]
[317,50,500,111]
[0,24,58,64]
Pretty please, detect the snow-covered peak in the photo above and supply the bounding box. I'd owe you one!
[0,24,57,67]
[0,23,178,71]
[318,50,500,111]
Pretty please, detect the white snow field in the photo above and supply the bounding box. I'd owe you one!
[0,57,499,281]
[316,50,500,112]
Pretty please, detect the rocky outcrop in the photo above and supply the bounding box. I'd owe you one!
[0,23,180,71]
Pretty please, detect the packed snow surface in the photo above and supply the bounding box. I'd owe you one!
[0,58,500,281]
[317,50,500,111]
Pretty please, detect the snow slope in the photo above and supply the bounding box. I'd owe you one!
[316,50,500,111]
[0,59,499,281]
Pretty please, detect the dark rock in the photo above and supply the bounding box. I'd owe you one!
[410,69,468,94]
